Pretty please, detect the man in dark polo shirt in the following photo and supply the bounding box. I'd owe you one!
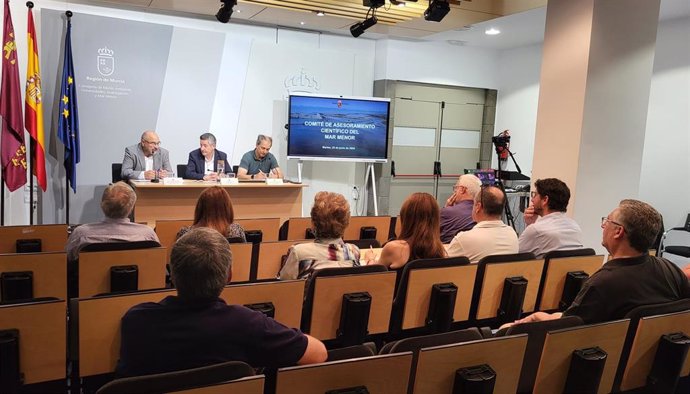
[237,134,282,180]
[115,228,326,377]
[504,199,690,327]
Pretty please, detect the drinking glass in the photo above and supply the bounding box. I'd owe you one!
[216,160,225,177]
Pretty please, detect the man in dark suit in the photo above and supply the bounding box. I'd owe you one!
[121,131,172,180]
[185,132,230,180]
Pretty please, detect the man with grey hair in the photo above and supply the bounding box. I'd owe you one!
[505,199,689,327]
[185,132,230,180]
[65,182,159,260]
[116,228,327,377]
[440,174,483,243]
[447,186,518,262]
[121,130,172,180]
[238,134,282,180]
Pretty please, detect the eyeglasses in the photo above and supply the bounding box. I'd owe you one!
[530,191,537,198]
[601,217,624,229]
[453,185,463,191]
[144,140,161,146]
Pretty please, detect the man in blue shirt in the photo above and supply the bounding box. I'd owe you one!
[238,135,282,180]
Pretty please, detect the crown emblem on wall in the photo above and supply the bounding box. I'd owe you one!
[98,46,114,57]
[284,68,320,93]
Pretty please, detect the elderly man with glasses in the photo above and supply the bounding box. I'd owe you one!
[504,199,690,327]
[121,130,172,180]
[440,174,482,243]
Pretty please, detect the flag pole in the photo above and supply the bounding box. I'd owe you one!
[64,10,72,225]
[1,173,4,225]
[27,2,34,224]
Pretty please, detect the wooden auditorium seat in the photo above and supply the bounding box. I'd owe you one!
[343,216,393,246]
[469,253,543,326]
[275,352,413,394]
[0,252,67,301]
[255,240,302,280]
[412,334,528,393]
[228,242,253,283]
[154,219,193,259]
[95,361,261,394]
[77,247,167,298]
[219,280,305,329]
[616,300,690,392]
[280,217,311,241]
[532,319,630,394]
[235,217,281,242]
[535,248,603,312]
[0,298,67,389]
[0,224,68,253]
[301,266,396,343]
[389,256,475,334]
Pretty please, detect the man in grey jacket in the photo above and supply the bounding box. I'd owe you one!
[121,130,172,180]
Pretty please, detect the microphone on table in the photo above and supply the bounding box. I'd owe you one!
[151,168,160,183]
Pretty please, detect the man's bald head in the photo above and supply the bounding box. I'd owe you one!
[475,186,505,218]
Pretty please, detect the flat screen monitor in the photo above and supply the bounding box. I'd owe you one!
[287,94,390,162]
[465,168,496,185]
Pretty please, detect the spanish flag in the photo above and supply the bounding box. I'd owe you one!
[25,6,46,191]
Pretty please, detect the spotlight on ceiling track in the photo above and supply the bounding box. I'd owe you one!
[216,0,237,23]
[350,15,378,38]
[363,0,385,8]
[424,0,451,22]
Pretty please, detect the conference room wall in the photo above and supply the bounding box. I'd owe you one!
[493,16,690,256]
[0,1,377,224]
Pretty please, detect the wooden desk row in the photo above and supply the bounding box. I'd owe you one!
[3,294,688,393]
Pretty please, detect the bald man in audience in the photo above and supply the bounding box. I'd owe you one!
[447,186,518,263]
[65,182,159,260]
[518,178,583,258]
[121,130,172,180]
[116,228,327,377]
[440,174,482,243]
[505,199,690,327]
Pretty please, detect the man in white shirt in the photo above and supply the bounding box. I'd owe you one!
[447,185,518,262]
[518,178,584,258]
[121,130,172,180]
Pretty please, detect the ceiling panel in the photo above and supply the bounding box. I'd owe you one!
[249,7,357,30]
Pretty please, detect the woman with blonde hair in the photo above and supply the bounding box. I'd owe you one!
[365,192,446,269]
[176,186,245,241]
[278,191,360,280]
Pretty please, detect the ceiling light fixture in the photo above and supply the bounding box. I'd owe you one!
[424,0,451,22]
[350,6,378,38]
[315,11,325,16]
[485,27,501,35]
[391,0,407,7]
[215,0,237,23]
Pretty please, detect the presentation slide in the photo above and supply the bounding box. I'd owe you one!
[288,94,390,162]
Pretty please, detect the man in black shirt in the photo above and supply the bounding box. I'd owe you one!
[116,227,327,377]
[506,199,690,326]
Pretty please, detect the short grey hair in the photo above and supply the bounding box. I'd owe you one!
[101,182,136,219]
[256,134,272,146]
[458,174,482,198]
[171,227,232,300]
[200,133,217,146]
[617,199,663,253]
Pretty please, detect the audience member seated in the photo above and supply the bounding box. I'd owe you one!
[176,186,246,241]
[447,185,518,262]
[440,174,482,243]
[116,228,327,377]
[278,192,360,280]
[365,192,446,270]
[518,178,583,258]
[65,182,159,260]
[505,199,690,327]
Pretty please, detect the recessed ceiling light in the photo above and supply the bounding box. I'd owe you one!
[235,9,240,13]
[315,11,325,16]
[485,27,501,35]
[300,21,305,25]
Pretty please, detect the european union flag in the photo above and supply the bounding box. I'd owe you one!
[57,19,79,193]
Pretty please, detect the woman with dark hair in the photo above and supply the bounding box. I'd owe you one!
[278,192,360,280]
[365,192,446,269]
[176,186,246,241]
